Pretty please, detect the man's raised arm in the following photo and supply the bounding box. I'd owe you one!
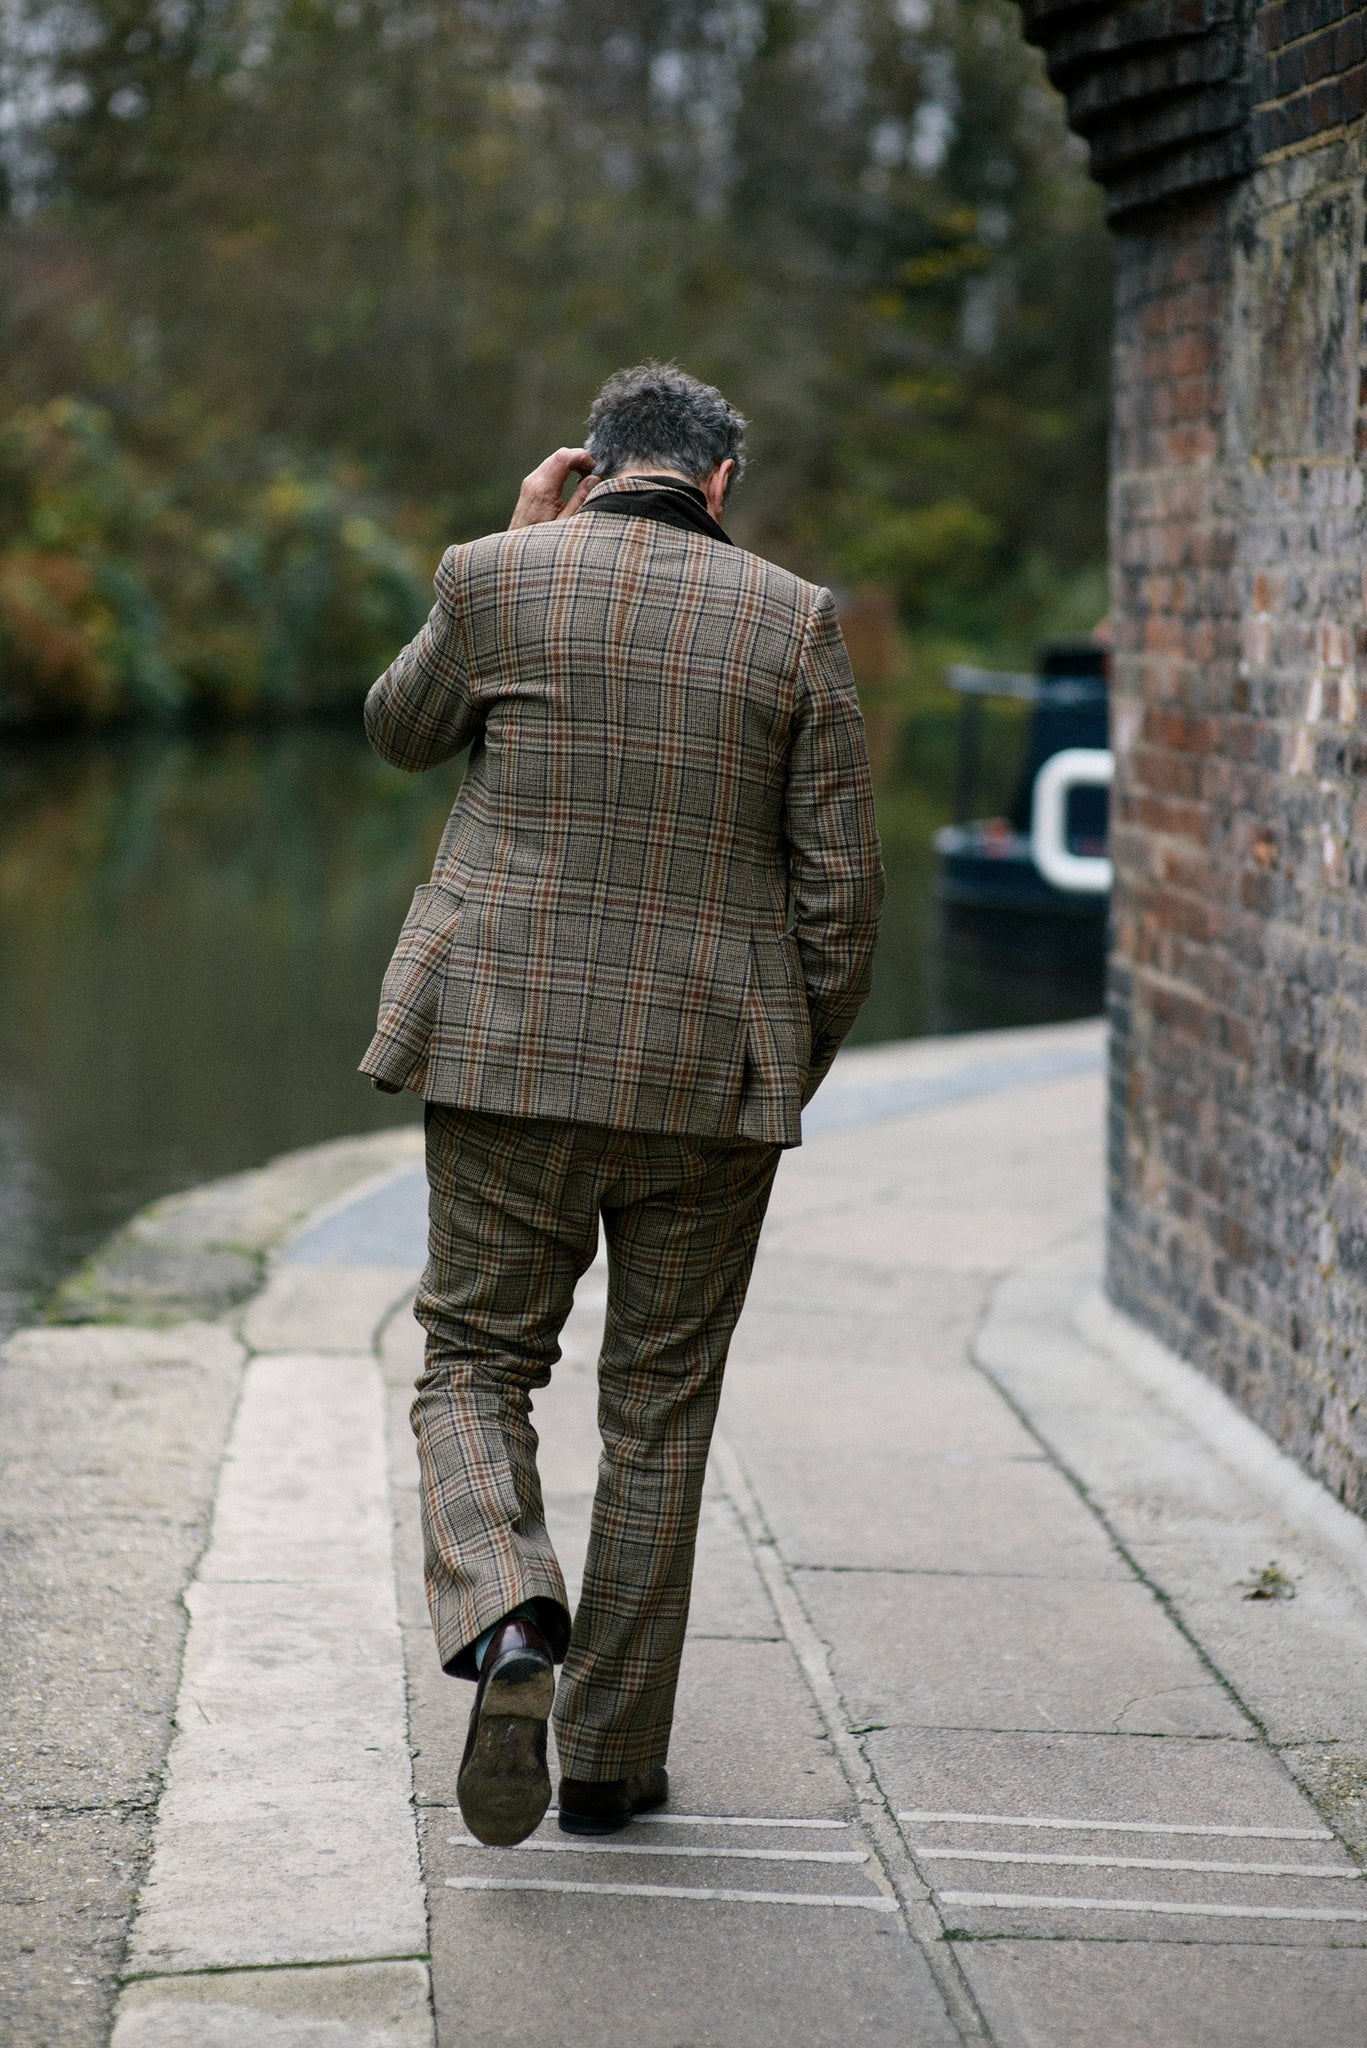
[365,448,596,772]
[363,548,478,773]
[783,588,885,1101]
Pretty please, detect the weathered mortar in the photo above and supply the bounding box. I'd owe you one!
[1020,0,1367,1510]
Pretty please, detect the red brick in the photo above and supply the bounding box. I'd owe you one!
[1106,146,1367,1509]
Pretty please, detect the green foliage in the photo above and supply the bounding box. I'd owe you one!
[0,0,1111,722]
[0,399,430,724]
[837,498,1000,610]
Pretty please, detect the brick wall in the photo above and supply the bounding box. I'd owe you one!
[1253,0,1366,155]
[1106,9,1367,1508]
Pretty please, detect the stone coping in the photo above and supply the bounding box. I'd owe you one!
[46,1123,424,1326]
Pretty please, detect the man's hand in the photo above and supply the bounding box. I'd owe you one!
[509,447,597,530]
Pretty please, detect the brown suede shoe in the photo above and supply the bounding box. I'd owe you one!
[557,1767,669,1836]
[456,1616,555,1847]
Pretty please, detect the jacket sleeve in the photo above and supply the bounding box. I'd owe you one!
[783,587,885,1102]
[363,547,479,771]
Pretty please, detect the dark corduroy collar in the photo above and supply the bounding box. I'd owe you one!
[581,474,732,545]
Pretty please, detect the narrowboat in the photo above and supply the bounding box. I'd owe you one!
[932,640,1111,923]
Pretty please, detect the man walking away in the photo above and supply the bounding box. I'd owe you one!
[361,363,883,1847]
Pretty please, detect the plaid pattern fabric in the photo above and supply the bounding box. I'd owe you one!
[414,1102,780,1780]
[360,480,884,1146]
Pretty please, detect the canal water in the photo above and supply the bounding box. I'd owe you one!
[0,725,1105,1331]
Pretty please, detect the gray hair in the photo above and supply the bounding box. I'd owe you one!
[586,363,747,488]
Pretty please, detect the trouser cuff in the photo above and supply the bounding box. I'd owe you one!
[440,1592,571,1679]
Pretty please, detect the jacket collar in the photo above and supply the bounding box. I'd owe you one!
[580,474,731,545]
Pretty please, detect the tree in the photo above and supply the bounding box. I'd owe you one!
[0,0,1111,719]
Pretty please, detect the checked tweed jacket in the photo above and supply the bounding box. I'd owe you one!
[360,477,883,1145]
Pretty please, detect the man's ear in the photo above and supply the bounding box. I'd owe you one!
[704,459,735,523]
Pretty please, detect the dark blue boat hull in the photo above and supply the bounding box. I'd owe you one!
[934,823,1108,922]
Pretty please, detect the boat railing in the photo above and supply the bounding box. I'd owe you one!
[945,665,1105,826]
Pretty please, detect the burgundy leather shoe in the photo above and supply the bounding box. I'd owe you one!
[456,1616,555,1846]
[557,1766,669,1836]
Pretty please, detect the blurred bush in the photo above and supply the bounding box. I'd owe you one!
[0,399,429,725]
[0,0,1112,726]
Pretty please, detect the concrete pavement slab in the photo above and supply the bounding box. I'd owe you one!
[115,1336,427,2014]
[424,1883,957,2048]
[240,1261,420,1359]
[285,1168,428,1269]
[802,1019,1105,1141]
[1122,1575,1367,1747]
[965,1941,1367,2048]
[796,1568,1249,1735]
[726,1281,986,1364]
[129,1602,423,1972]
[681,1486,786,1639]
[768,1072,1103,1219]
[1282,1740,1367,1863]
[0,1321,245,1520]
[740,1249,988,1327]
[874,1729,1366,1941]
[762,1199,1093,1275]
[724,1354,1041,1458]
[111,1961,433,2047]
[1075,1285,1367,1600]
[646,1635,853,1817]
[933,1886,1367,1947]
[241,1263,418,1354]
[379,1300,425,1389]
[873,1726,1333,1832]
[739,1447,1130,1577]
[201,1353,394,1583]
[440,1811,886,1902]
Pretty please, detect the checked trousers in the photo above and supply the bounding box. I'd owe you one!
[413,1103,781,1782]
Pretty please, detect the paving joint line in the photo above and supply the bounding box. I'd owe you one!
[118,1952,432,1985]
[375,1281,439,2034]
[945,1931,1367,1948]
[901,1810,1334,1840]
[446,1835,871,1864]
[16,1797,160,1816]
[711,1431,997,2047]
[444,1875,898,1911]
[939,1889,1367,1925]
[376,1280,421,1356]
[791,1563,1107,1580]
[889,1727,1259,1742]
[914,1848,1357,1878]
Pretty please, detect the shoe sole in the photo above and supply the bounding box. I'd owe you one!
[458,1656,554,1848]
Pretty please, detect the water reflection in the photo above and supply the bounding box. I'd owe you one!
[0,726,1103,1329]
